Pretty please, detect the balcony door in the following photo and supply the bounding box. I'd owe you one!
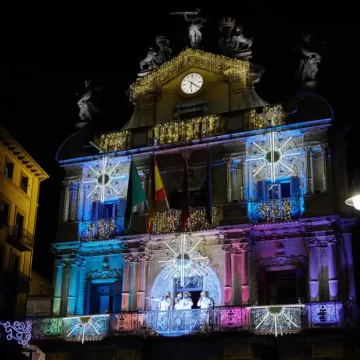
[174,276,203,309]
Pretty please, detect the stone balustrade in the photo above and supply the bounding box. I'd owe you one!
[29,301,358,343]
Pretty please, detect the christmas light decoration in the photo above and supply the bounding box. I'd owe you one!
[246,105,286,130]
[150,115,221,145]
[0,320,32,347]
[83,156,129,202]
[99,130,131,153]
[63,315,108,343]
[246,131,301,182]
[159,233,209,287]
[153,207,220,234]
[130,48,249,100]
[256,198,293,222]
[249,304,304,336]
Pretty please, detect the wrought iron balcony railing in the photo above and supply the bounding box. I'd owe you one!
[7,226,34,248]
[149,115,223,146]
[79,207,221,241]
[30,301,359,343]
[99,130,131,153]
[249,196,302,223]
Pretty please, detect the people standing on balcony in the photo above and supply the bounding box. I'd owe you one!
[180,292,193,310]
[146,292,173,310]
[174,293,183,310]
[197,291,214,308]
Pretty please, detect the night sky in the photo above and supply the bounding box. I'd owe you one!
[0,4,356,279]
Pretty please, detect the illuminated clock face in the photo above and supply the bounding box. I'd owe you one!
[181,73,203,94]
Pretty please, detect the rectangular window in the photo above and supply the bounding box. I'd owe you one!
[15,213,24,240]
[20,174,29,193]
[0,201,9,227]
[4,160,14,180]
[174,100,208,121]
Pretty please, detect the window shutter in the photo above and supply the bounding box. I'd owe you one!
[290,176,300,197]
[117,198,126,216]
[257,180,265,201]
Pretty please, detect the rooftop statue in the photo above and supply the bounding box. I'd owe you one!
[138,35,172,78]
[170,8,206,48]
[76,79,102,128]
[218,18,253,60]
[295,33,323,89]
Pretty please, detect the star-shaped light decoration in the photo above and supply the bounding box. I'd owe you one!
[159,234,209,287]
[250,304,304,336]
[83,156,129,202]
[246,131,301,182]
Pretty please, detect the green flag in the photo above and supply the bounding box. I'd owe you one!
[124,160,147,234]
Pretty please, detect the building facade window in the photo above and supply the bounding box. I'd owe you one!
[20,173,29,194]
[4,159,14,180]
[0,201,10,227]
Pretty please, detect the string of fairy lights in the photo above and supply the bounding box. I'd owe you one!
[150,115,221,145]
[129,48,250,100]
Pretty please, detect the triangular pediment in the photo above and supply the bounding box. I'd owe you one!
[129,48,250,101]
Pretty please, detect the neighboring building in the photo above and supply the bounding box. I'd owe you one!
[26,271,53,318]
[0,126,48,352]
[31,24,359,360]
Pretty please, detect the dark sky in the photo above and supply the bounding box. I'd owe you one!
[0,4,356,278]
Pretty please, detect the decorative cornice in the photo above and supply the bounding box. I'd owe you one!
[0,126,49,181]
[86,268,122,280]
[257,255,307,268]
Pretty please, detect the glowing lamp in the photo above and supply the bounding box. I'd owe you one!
[345,194,360,210]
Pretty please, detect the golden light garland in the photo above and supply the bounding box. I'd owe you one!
[129,48,250,100]
[99,130,131,153]
[246,105,286,130]
[257,198,292,222]
[150,115,221,145]
[153,206,220,234]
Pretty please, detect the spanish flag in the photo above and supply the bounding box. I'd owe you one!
[147,157,169,233]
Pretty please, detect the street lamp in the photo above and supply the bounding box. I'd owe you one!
[345,195,360,210]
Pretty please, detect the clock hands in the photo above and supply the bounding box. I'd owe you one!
[189,81,200,88]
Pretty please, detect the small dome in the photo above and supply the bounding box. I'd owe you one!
[56,131,98,162]
[285,92,334,124]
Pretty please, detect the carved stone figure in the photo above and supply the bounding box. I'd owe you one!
[76,79,102,128]
[295,34,323,88]
[138,35,172,78]
[171,8,206,48]
[218,18,253,60]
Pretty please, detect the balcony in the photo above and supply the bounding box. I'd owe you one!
[99,130,131,153]
[26,298,52,317]
[148,115,223,146]
[249,197,302,223]
[7,226,34,250]
[30,301,358,343]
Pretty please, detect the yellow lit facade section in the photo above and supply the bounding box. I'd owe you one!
[0,126,48,318]
[128,49,251,129]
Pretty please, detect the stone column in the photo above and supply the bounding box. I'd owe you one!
[328,239,339,300]
[304,147,313,195]
[321,143,330,192]
[121,256,131,311]
[341,233,356,300]
[223,247,232,305]
[145,258,152,310]
[137,256,146,310]
[242,249,250,304]
[76,263,86,315]
[53,261,64,316]
[62,181,71,222]
[76,180,83,221]
[308,242,319,301]
[130,260,139,311]
[67,261,78,315]
[231,251,242,305]
[224,158,233,203]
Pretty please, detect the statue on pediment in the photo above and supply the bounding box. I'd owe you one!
[171,8,206,48]
[76,79,102,128]
[218,18,253,60]
[138,35,172,78]
[295,33,323,89]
